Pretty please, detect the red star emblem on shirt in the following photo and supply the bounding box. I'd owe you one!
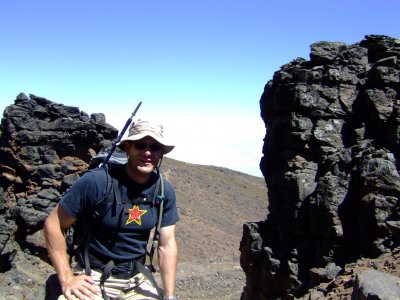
[126,204,147,225]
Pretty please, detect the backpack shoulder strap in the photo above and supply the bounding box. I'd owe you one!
[92,168,122,221]
[148,169,165,272]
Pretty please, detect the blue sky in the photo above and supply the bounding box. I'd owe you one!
[1,1,399,176]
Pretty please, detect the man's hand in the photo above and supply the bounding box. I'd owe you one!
[62,274,100,300]
[44,205,100,299]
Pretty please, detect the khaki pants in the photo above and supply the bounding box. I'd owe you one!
[57,269,161,300]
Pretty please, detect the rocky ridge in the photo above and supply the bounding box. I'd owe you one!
[0,93,118,298]
[240,35,400,299]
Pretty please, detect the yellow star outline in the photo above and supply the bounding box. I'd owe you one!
[126,204,147,225]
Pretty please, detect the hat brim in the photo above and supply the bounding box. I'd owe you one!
[117,133,174,155]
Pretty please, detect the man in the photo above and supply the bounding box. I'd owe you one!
[44,119,179,300]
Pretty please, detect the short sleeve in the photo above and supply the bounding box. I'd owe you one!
[159,180,179,227]
[59,169,106,218]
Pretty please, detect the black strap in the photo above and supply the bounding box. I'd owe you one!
[83,236,91,276]
[134,260,164,297]
[100,260,115,300]
[113,177,122,205]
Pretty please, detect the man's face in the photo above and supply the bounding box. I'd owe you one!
[125,136,163,176]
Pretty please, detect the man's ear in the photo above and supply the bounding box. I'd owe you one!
[123,142,132,153]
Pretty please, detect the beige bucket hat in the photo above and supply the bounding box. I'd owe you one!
[117,119,175,154]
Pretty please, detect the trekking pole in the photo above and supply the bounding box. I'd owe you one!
[102,101,142,166]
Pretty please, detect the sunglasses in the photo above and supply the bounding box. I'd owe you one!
[133,142,163,152]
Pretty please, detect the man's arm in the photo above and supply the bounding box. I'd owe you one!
[43,204,99,300]
[157,224,178,298]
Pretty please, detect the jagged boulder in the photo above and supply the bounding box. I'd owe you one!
[0,93,118,298]
[241,35,400,299]
[352,269,400,299]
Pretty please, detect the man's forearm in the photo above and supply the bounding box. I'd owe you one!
[43,210,74,285]
[158,240,178,296]
[46,235,74,284]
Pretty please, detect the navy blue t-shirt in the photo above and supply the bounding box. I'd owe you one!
[59,164,179,262]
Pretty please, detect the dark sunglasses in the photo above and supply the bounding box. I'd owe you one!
[133,142,163,152]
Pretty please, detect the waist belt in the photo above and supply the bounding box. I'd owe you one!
[80,252,145,273]
[89,253,146,270]
[111,258,146,279]
[114,256,145,270]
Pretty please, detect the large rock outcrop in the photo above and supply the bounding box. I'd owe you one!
[0,93,117,298]
[240,35,400,299]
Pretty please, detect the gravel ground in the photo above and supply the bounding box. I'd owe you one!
[175,259,245,300]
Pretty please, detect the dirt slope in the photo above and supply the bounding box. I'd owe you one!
[160,158,268,299]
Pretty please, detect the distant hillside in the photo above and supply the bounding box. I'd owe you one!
[157,158,268,299]
[161,157,268,262]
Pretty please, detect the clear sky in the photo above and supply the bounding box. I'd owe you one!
[1,0,399,176]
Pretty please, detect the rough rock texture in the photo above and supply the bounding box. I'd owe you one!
[352,268,400,300]
[0,93,117,298]
[240,35,400,299]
